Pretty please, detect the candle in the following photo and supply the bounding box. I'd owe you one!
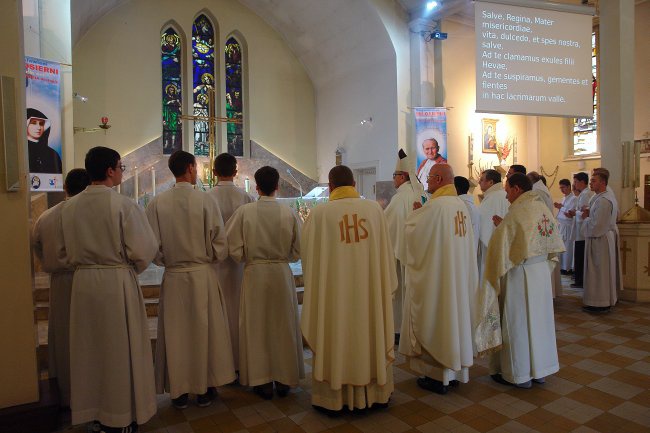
[513,137,518,164]
[151,168,156,196]
[244,177,250,193]
[468,133,474,162]
[134,166,139,202]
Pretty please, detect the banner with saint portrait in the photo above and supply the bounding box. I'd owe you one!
[414,107,447,187]
[25,56,63,191]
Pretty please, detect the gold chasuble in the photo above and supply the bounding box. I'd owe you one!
[301,186,397,410]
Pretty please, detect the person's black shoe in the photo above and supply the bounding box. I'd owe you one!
[99,421,138,433]
[197,387,216,407]
[582,305,611,313]
[172,393,189,409]
[491,374,512,386]
[371,399,390,409]
[253,383,274,400]
[274,381,290,397]
[416,377,448,395]
[560,269,568,275]
[449,380,460,388]
[312,404,342,417]
[567,269,574,275]
[394,333,401,345]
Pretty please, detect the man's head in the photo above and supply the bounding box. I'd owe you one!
[505,173,532,203]
[85,146,123,185]
[573,172,589,192]
[507,164,526,179]
[527,171,542,184]
[590,168,608,193]
[454,176,470,196]
[168,150,197,184]
[254,166,279,196]
[64,168,91,197]
[426,163,454,194]
[422,138,440,160]
[392,171,409,189]
[559,178,571,196]
[478,169,501,193]
[328,165,355,192]
[214,153,237,179]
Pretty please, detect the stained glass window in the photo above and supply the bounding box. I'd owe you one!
[573,31,598,155]
[161,28,182,155]
[192,15,215,156]
[225,37,244,156]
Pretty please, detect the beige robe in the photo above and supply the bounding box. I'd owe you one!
[533,180,562,297]
[400,186,479,385]
[384,181,420,334]
[61,185,158,427]
[146,182,236,398]
[33,201,73,406]
[208,181,254,364]
[226,196,304,387]
[478,183,509,283]
[582,190,621,307]
[483,192,565,384]
[301,187,397,410]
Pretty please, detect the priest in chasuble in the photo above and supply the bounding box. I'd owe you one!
[384,149,425,343]
[484,173,565,388]
[399,164,498,395]
[301,165,397,412]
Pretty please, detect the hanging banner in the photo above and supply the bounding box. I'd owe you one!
[414,107,448,186]
[25,56,63,191]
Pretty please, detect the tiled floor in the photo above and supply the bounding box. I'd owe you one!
[58,277,650,433]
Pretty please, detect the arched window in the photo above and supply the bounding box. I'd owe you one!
[192,14,215,156]
[572,30,598,156]
[225,37,244,156]
[161,27,182,154]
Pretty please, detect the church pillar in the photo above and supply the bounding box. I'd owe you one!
[599,0,635,211]
[409,18,437,108]
[0,0,40,408]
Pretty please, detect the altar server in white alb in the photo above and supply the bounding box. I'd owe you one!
[226,166,304,400]
[554,178,577,274]
[400,164,492,395]
[568,172,593,288]
[301,165,397,412]
[32,168,90,407]
[146,150,236,409]
[384,149,424,343]
[484,173,565,389]
[581,168,622,312]
[208,152,254,366]
[454,176,480,253]
[477,169,509,281]
[61,147,158,432]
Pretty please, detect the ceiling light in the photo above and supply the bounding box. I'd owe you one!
[426,1,438,11]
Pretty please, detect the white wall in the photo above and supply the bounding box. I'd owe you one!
[72,0,317,178]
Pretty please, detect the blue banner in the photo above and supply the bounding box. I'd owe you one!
[414,107,448,186]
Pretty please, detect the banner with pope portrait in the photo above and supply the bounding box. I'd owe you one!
[414,107,447,187]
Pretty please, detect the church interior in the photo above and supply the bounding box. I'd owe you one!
[0,0,649,431]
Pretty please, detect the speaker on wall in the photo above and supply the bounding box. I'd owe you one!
[0,75,20,192]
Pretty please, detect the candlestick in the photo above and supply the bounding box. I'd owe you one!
[244,177,250,193]
[116,184,121,194]
[151,168,156,196]
[134,166,139,202]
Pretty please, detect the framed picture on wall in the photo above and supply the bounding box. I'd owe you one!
[482,118,498,153]
[637,138,650,154]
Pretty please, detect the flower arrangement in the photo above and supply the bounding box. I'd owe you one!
[289,197,328,222]
[495,138,512,164]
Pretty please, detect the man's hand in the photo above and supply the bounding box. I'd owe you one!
[553,202,562,209]
[492,215,503,227]
[566,209,576,217]
[581,208,590,219]
[413,201,423,210]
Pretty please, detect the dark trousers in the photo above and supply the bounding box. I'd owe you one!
[574,240,585,285]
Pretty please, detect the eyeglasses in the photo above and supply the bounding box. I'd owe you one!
[392,172,405,178]
[119,164,126,171]
[426,174,441,181]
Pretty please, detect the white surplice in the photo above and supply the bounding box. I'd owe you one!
[384,181,421,334]
[208,181,254,364]
[146,182,236,398]
[61,185,158,427]
[574,187,594,242]
[532,180,561,297]
[478,183,509,282]
[33,201,73,406]
[557,193,577,271]
[301,187,397,410]
[400,186,478,385]
[458,193,480,253]
[484,192,564,385]
[581,190,622,307]
[226,196,304,387]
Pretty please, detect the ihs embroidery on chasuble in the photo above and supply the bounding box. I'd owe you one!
[537,214,555,238]
[454,210,468,237]
[338,214,369,243]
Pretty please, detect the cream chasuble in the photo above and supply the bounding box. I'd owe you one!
[458,194,480,253]
[478,183,509,282]
[483,191,565,384]
[581,190,622,307]
[301,186,397,410]
[384,181,421,334]
[146,182,236,398]
[208,181,254,364]
[61,185,158,427]
[226,196,304,387]
[533,180,562,297]
[33,201,73,406]
[399,185,483,385]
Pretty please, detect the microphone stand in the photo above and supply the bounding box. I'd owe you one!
[286,169,303,198]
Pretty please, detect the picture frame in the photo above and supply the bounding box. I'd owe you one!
[637,138,650,154]
[481,118,498,153]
